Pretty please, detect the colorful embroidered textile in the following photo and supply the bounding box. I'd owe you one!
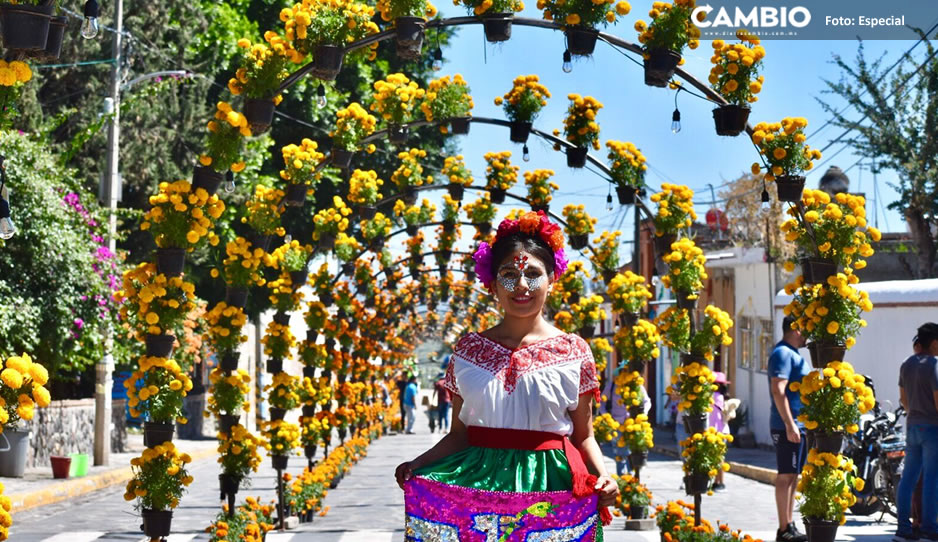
[405,477,601,541]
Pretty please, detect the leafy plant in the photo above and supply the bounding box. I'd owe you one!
[263,419,301,456]
[606,271,652,313]
[572,294,607,328]
[241,184,285,236]
[361,212,394,241]
[226,36,292,100]
[421,75,474,126]
[562,204,596,237]
[393,198,436,226]
[606,140,647,188]
[780,189,879,268]
[206,368,251,415]
[688,305,734,360]
[709,33,765,106]
[370,73,425,125]
[463,194,496,224]
[0,60,32,129]
[783,277,871,347]
[651,183,696,236]
[265,371,301,410]
[313,196,353,239]
[126,355,193,423]
[216,237,270,288]
[679,427,731,477]
[496,75,550,124]
[538,0,632,28]
[455,0,523,16]
[332,103,378,152]
[205,302,248,355]
[334,233,362,262]
[791,361,875,434]
[0,353,50,430]
[614,319,661,362]
[483,150,518,191]
[347,169,384,206]
[279,139,325,187]
[797,449,862,524]
[391,148,434,191]
[615,474,652,515]
[621,414,654,452]
[270,239,311,273]
[125,442,193,511]
[262,321,296,361]
[200,102,251,173]
[140,180,225,250]
[590,230,622,273]
[593,412,620,444]
[376,0,438,21]
[671,362,717,416]
[750,117,821,180]
[282,0,379,59]
[524,169,558,206]
[635,0,700,54]
[661,237,707,295]
[559,94,603,150]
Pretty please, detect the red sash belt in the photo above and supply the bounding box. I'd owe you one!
[466,426,612,525]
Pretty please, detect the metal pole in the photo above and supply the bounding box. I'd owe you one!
[95,0,122,467]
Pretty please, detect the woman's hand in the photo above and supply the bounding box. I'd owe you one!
[594,474,618,508]
[395,460,419,490]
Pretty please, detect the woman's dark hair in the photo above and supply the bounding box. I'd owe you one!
[489,232,556,277]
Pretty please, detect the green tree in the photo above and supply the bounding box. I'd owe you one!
[818,38,938,278]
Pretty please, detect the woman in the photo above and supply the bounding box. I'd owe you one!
[709,372,733,491]
[395,211,617,540]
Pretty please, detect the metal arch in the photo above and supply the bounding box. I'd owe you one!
[370,250,475,279]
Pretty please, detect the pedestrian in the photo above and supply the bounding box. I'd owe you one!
[893,322,938,542]
[768,315,810,542]
[434,371,452,433]
[396,371,408,432]
[404,375,418,434]
[710,372,735,491]
[394,211,616,537]
[599,365,650,476]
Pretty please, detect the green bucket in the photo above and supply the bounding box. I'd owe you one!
[68,453,89,477]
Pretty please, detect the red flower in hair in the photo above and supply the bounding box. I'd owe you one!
[497,218,519,239]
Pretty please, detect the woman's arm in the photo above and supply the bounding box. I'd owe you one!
[569,393,618,507]
[395,395,469,489]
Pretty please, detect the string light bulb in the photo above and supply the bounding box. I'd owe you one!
[522,144,530,162]
[224,171,236,194]
[671,108,682,133]
[606,192,614,211]
[316,84,327,109]
[81,0,100,39]
[761,186,770,203]
[432,47,443,71]
[562,50,573,73]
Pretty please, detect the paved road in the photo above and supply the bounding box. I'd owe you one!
[9,425,900,542]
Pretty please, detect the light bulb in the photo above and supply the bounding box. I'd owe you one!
[0,198,14,240]
[316,84,327,109]
[761,188,770,203]
[81,0,99,39]
[224,171,236,193]
[562,50,573,73]
[606,193,614,211]
[671,108,682,133]
[522,145,530,162]
[432,48,443,71]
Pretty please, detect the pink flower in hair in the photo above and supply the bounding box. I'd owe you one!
[472,242,495,288]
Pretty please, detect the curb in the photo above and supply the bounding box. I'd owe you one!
[655,447,777,486]
[8,446,217,515]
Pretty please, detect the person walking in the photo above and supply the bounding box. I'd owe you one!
[434,371,452,433]
[710,372,736,491]
[768,315,810,542]
[404,375,418,434]
[396,371,408,432]
[893,322,938,542]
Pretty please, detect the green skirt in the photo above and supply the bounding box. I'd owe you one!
[415,446,604,541]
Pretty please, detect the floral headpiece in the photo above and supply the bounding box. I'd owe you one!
[473,210,568,289]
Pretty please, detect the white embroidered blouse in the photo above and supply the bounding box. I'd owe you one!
[443,332,600,436]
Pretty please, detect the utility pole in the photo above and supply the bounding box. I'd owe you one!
[95,0,123,467]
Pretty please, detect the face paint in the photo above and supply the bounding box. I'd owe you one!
[525,275,545,291]
[498,274,519,292]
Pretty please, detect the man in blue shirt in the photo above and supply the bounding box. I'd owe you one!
[404,375,418,434]
[768,315,810,542]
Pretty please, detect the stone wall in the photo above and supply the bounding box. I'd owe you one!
[25,398,129,468]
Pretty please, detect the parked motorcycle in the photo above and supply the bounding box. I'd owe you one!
[844,376,905,518]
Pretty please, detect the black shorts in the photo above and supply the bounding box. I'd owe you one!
[771,429,807,474]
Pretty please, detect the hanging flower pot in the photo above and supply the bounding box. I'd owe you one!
[141,509,173,539]
[358,205,377,220]
[442,221,456,233]
[439,250,452,262]
[156,248,186,277]
[311,44,345,81]
[577,325,595,339]
[318,232,337,251]
[807,341,847,368]
[654,233,677,257]
[475,222,493,235]
[628,450,648,471]
[270,407,287,421]
[629,504,648,520]
[0,4,52,52]
[644,48,682,87]
[219,473,241,496]
[220,352,239,372]
[267,357,283,374]
[568,233,589,250]
[302,366,316,379]
[244,98,276,134]
[804,518,839,542]
[683,413,709,434]
[289,270,307,289]
[284,183,308,207]
[219,414,240,435]
[331,148,354,170]
[627,405,644,419]
[304,445,318,459]
[145,334,175,358]
[509,121,532,144]
[602,269,616,284]
[446,183,465,201]
[320,292,334,307]
[325,338,336,351]
[680,353,708,366]
[405,224,419,237]
[143,422,175,448]
[247,233,271,252]
[775,175,806,203]
[567,291,581,305]
[449,117,471,135]
[801,257,838,284]
[401,187,418,205]
[395,16,426,60]
[369,237,385,252]
[192,165,224,195]
[683,473,712,495]
[482,13,513,42]
[388,123,410,146]
[565,26,599,56]
[809,431,845,454]
[488,188,507,204]
[302,405,316,417]
[616,185,637,205]
[225,286,248,308]
[272,454,289,471]
[273,312,290,326]
[41,15,66,60]
[566,146,588,168]
[675,291,698,312]
[341,262,355,275]
[713,104,751,137]
[531,203,549,214]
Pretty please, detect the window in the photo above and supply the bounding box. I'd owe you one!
[759,319,774,371]
[737,316,752,369]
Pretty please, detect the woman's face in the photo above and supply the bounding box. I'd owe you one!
[493,249,553,319]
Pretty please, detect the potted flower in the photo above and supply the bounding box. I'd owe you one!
[672,361,716,433]
[780,189,878,282]
[0,60,33,129]
[405,231,425,273]
[606,140,646,204]
[216,237,270,303]
[207,368,251,429]
[126,356,193,445]
[227,36,292,133]
[783,275,871,366]
[205,302,249,357]
[262,320,297,373]
[561,204,595,250]
[553,310,577,333]
[522,169,558,213]
[606,270,652,322]
[361,212,393,252]
[709,32,765,136]
[557,261,589,304]
[679,428,731,495]
[141,180,225,275]
[593,412,620,445]
[391,148,433,204]
[798,449,863,542]
[279,139,325,206]
[208,498,276,539]
[463,195,497,236]
[614,474,652,520]
[312,196,353,249]
[0,1,54,52]
[217,424,265,506]
[370,73,426,145]
[435,224,460,267]
[346,169,384,218]
[589,337,612,373]
[571,293,606,338]
[375,0,438,59]
[267,273,303,315]
[0,353,50,477]
[654,500,693,538]
[483,150,518,204]
[621,414,654,472]
[559,94,602,168]
[270,239,312,289]
[496,75,551,143]
[750,117,822,202]
[333,233,362,268]
[263,420,301,470]
[241,184,286,248]
[124,443,193,538]
[279,1,380,80]
[688,305,734,364]
[420,74,474,134]
[791,361,875,453]
[660,238,707,309]
[589,230,621,283]
[116,264,196,354]
[264,371,301,420]
[613,319,661,367]
[452,0,523,41]
[650,183,696,253]
[331,103,377,169]
[393,198,436,236]
[196,102,251,193]
[442,155,473,201]
[635,0,701,87]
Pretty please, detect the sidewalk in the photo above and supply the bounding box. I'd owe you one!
[655,427,779,485]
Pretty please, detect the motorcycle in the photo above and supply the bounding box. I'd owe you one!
[844,376,905,518]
